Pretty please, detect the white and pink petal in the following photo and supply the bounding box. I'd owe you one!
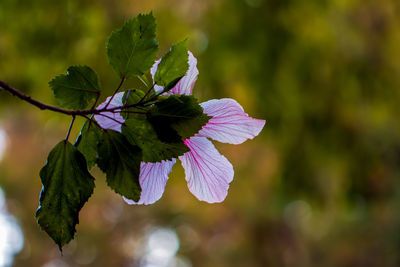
[150,51,198,96]
[179,137,234,203]
[94,92,125,132]
[198,98,265,144]
[150,58,164,94]
[124,159,176,205]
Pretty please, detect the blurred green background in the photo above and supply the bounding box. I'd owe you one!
[1,0,400,266]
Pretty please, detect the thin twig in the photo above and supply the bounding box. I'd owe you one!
[124,89,131,105]
[136,82,156,106]
[90,91,101,110]
[80,114,104,130]
[104,76,125,109]
[65,116,76,141]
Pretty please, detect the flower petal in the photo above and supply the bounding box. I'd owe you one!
[124,159,176,205]
[179,137,234,203]
[94,92,125,132]
[198,98,265,144]
[150,51,198,96]
[150,58,163,94]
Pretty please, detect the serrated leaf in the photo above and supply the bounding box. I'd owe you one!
[36,141,95,250]
[148,95,211,140]
[107,13,158,78]
[49,65,100,110]
[97,130,142,201]
[154,40,189,89]
[75,120,103,170]
[122,118,189,162]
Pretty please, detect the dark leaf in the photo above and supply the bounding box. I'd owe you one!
[122,118,189,162]
[49,65,100,110]
[36,141,95,250]
[97,130,142,201]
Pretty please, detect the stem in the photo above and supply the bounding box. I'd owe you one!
[105,76,125,109]
[65,116,76,141]
[124,89,131,105]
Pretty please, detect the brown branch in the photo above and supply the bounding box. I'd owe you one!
[0,80,152,116]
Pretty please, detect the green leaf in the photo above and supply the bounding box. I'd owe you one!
[148,95,210,140]
[75,120,103,170]
[36,141,95,250]
[107,13,158,78]
[122,118,189,162]
[49,65,100,110]
[97,130,142,201]
[154,40,189,89]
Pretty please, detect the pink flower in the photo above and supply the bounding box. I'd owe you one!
[95,52,265,204]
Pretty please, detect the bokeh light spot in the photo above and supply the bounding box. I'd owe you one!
[0,188,24,267]
[140,227,181,267]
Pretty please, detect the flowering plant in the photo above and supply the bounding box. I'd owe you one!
[0,13,264,250]
[96,52,265,204]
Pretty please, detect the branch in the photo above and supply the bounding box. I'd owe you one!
[0,80,89,115]
[0,79,154,116]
